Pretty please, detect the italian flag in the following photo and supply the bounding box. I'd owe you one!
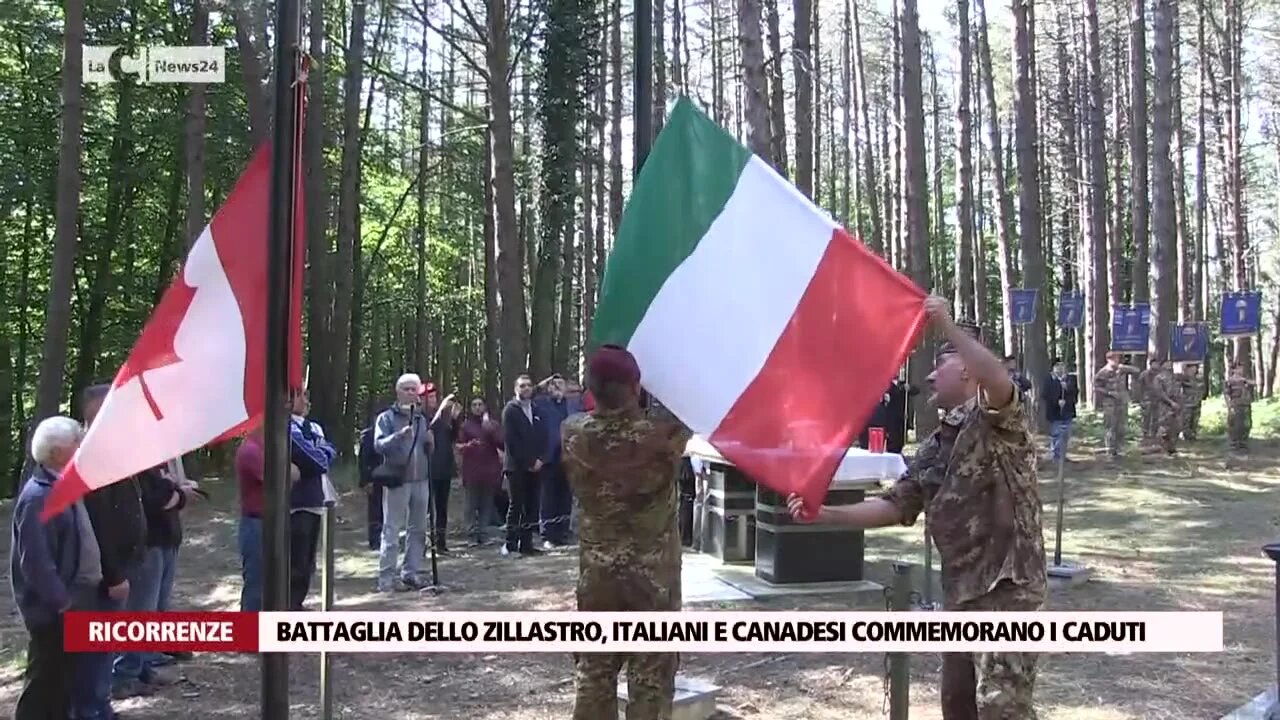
[590,98,926,510]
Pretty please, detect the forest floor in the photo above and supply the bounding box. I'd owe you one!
[2,399,1279,719]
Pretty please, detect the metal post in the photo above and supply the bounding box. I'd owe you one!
[319,504,336,720]
[922,533,933,608]
[1263,542,1280,719]
[633,0,653,174]
[1052,456,1066,567]
[263,0,303,713]
[889,562,911,720]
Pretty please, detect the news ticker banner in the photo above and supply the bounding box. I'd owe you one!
[64,611,1223,654]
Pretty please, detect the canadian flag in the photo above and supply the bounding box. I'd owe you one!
[42,145,305,519]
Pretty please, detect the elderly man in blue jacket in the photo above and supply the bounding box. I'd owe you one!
[10,416,85,720]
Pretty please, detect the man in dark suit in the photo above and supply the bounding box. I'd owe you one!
[501,374,547,557]
[857,378,919,454]
[1042,358,1079,462]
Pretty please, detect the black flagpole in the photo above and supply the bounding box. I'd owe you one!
[634,0,653,175]
[263,0,303,713]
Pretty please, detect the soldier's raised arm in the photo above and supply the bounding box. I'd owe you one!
[922,295,1015,409]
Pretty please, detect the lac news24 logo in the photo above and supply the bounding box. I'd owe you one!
[84,45,225,84]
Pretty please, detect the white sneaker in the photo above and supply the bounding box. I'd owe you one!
[499,545,511,557]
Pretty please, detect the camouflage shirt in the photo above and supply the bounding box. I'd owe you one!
[562,403,692,612]
[1177,373,1205,405]
[1152,368,1182,407]
[881,387,1046,609]
[1093,365,1130,407]
[1136,367,1158,404]
[1225,377,1254,408]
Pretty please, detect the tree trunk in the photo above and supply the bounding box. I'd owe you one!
[185,0,209,248]
[1171,0,1191,321]
[1013,0,1047,425]
[483,122,500,412]
[841,0,854,225]
[1083,0,1110,372]
[1150,0,1177,358]
[488,0,529,390]
[415,25,430,372]
[901,0,934,435]
[739,0,770,158]
[304,0,333,422]
[654,0,667,132]
[852,0,880,252]
[954,0,975,320]
[232,0,270,146]
[1225,0,1250,373]
[764,0,787,172]
[1110,34,1126,306]
[609,0,624,234]
[329,0,367,438]
[33,0,85,425]
[1130,0,1150,305]
[1193,0,1207,323]
[976,0,1017,356]
[793,0,814,197]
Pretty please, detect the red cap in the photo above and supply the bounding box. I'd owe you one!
[588,345,641,385]
[582,390,596,412]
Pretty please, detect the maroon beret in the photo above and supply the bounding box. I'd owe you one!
[589,345,641,385]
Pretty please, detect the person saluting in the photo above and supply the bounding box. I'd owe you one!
[787,295,1046,720]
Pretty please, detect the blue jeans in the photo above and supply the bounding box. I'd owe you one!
[1050,419,1074,460]
[71,590,122,720]
[114,546,177,683]
[239,516,263,611]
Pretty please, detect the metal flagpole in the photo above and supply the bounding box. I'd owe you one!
[263,0,304,713]
[633,0,653,175]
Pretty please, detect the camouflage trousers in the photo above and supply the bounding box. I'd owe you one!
[1181,403,1201,441]
[1154,404,1180,454]
[1140,402,1156,439]
[1102,403,1128,456]
[1228,405,1252,450]
[572,651,678,720]
[942,583,1042,720]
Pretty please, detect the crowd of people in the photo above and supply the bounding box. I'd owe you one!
[12,385,204,720]
[8,305,1264,720]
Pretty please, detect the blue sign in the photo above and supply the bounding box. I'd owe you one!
[1111,303,1151,353]
[1170,323,1208,362]
[1010,288,1038,325]
[1058,292,1084,328]
[1220,291,1262,337]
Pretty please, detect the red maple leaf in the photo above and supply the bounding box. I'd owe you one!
[114,270,199,421]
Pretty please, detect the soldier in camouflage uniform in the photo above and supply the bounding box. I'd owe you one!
[788,296,1045,720]
[1092,352,1140,458]
[562,345,692,720]
[1225,363,1255,451]
[1136,360,1161,443]
[1148,359,1182,455]
[1176,363,1204,441]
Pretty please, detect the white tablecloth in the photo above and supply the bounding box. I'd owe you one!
[683,434,907,483]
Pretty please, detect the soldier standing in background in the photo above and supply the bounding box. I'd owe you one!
[1177,363,1204,442]
[563,345,691,720]
[1137,359,1161,444]
[1149,359,1182,456]
[1225,363,1255,452]
[1092,352,1140,458]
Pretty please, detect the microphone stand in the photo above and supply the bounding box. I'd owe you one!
[415,403,441,591]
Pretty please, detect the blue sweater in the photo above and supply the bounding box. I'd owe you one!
[288,418,337,509]
[536,395,582,465]
[10,467,80,628]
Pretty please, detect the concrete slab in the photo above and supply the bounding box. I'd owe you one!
[715,562,884,601]
[1047,562,1093,589]
[620,675,720,720]
[1220,687,1277,720]
[683,564,753,604]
